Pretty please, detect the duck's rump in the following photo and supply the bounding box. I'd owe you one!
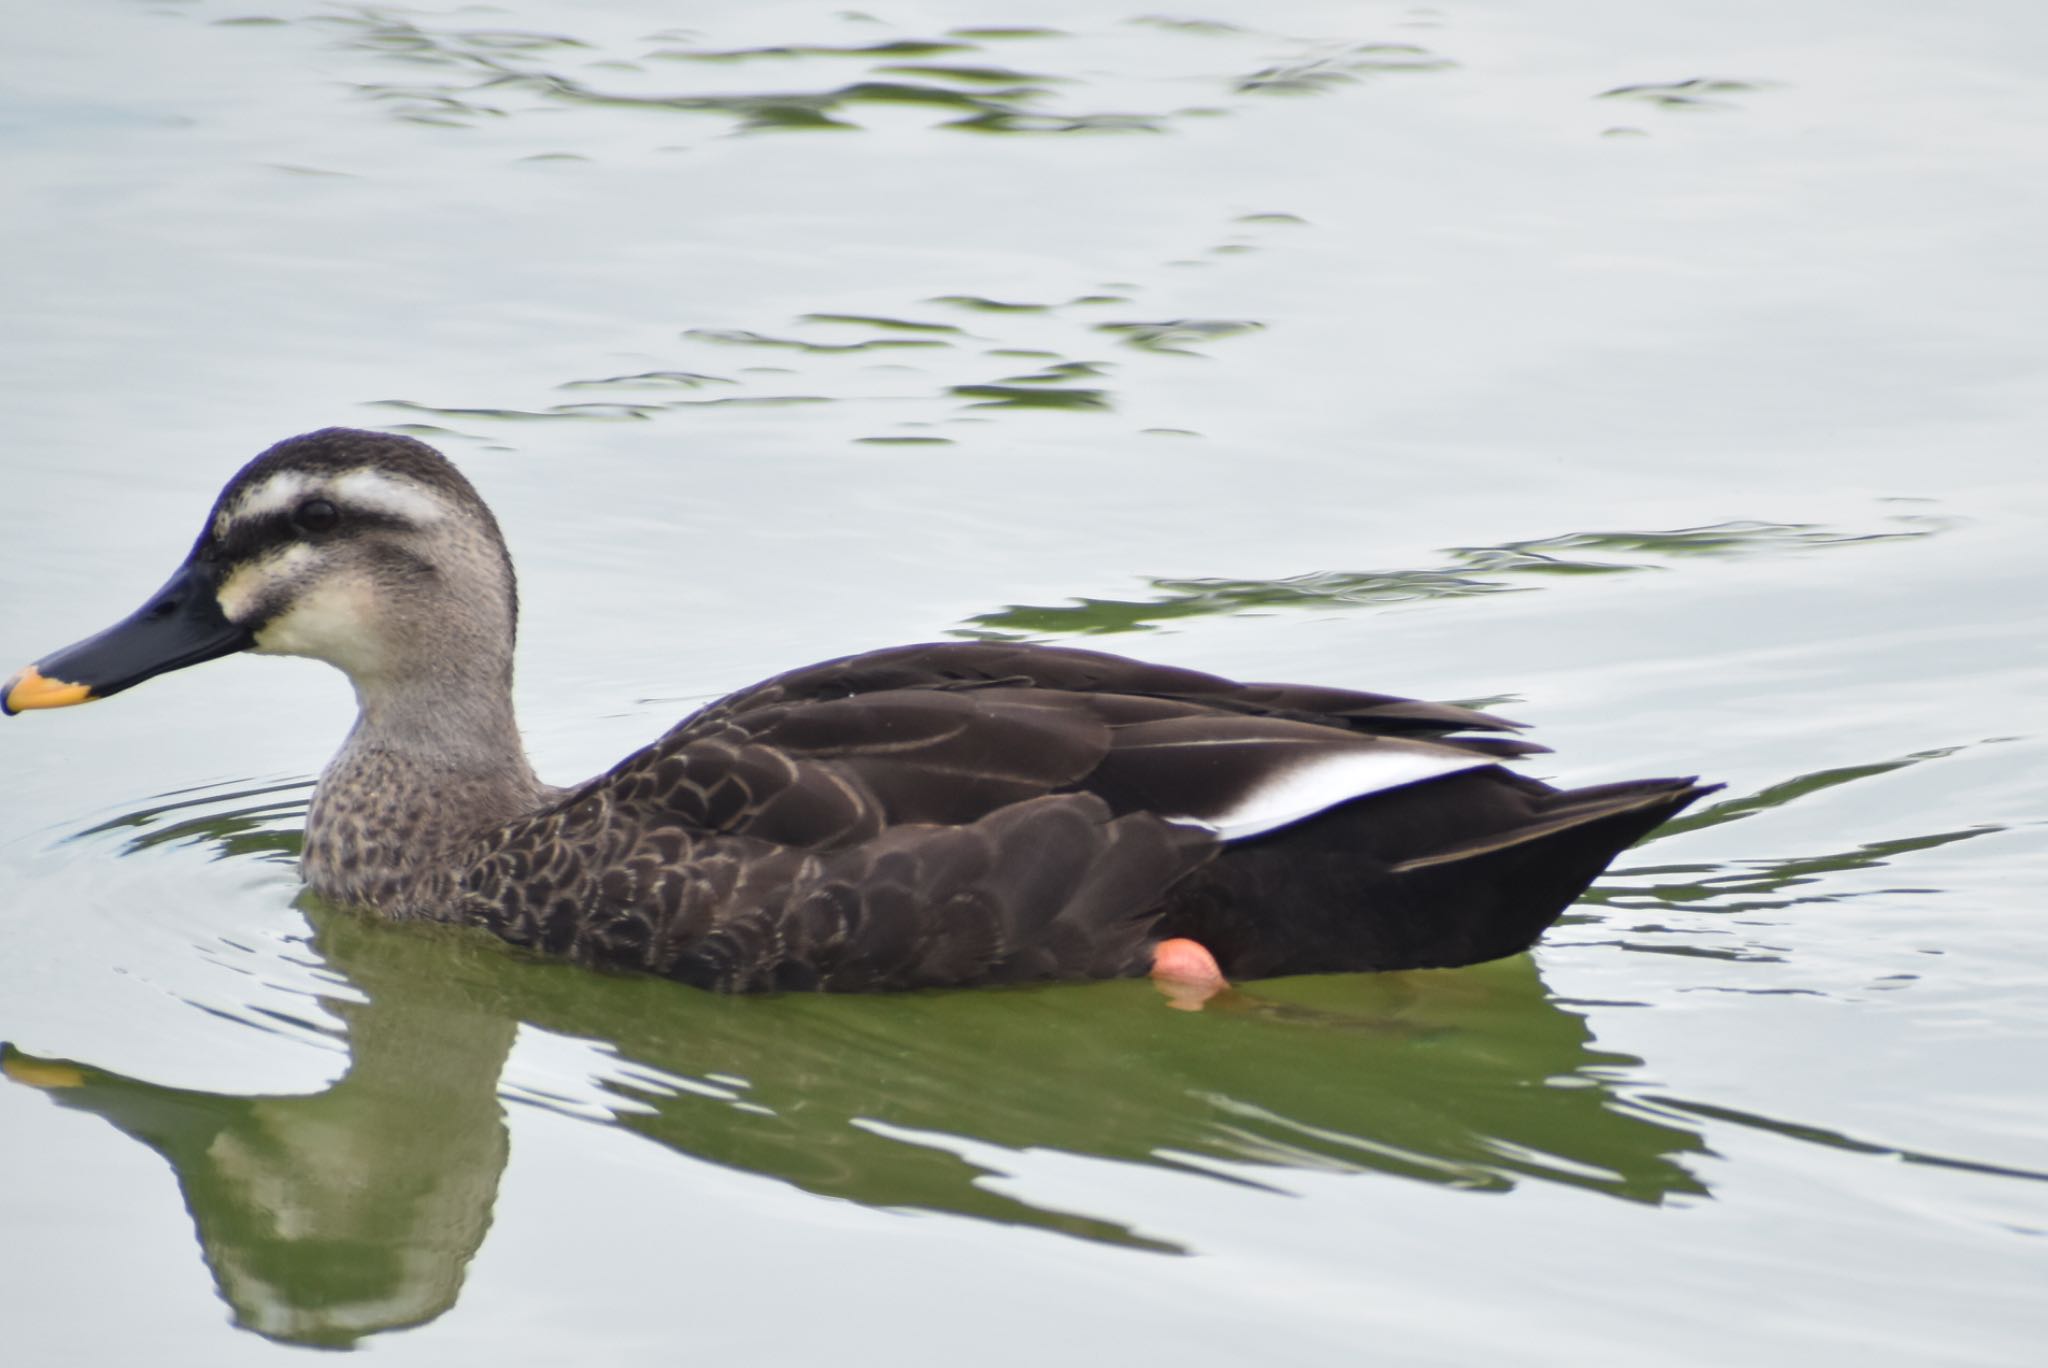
[1152,769,1707,980]
[457,642,1713,990]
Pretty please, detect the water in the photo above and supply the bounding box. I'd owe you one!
[2,1,2044,1363]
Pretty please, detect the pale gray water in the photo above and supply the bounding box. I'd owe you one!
[1,1,2043,1364]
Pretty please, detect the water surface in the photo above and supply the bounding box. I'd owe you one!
[1,1,2043,1364]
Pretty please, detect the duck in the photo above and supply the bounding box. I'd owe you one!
[4,428,1715,994]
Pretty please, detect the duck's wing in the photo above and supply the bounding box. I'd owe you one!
[681,641,1543,756]
[648,642,1528,844]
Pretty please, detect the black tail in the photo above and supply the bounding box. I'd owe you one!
[1155,769,1718,978]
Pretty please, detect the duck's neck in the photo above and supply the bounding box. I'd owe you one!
[303,674,550,921]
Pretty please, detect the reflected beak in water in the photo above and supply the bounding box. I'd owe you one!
[2,560,253,716]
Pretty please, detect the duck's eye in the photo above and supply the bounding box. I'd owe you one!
[292,498,340,535]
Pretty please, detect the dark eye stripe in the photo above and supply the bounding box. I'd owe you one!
[204,505,413,565]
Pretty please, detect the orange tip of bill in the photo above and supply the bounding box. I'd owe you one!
[2,665,94,714]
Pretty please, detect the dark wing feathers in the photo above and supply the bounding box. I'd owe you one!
[597,732,879,845]
[669,641,1538,834]
[450,641,1708,989]
[731,688,1114,825]
[687,641,1527,748]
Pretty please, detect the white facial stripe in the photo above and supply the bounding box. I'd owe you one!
[329,469,449,524]
[1164,749,1488,842]
[219,471,312,536]
[218,467,449,540]
[215,544,316,623]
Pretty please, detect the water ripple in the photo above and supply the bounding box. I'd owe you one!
[958,515,1953,637]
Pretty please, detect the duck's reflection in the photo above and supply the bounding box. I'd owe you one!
[4,912,515,1347]
[4,886,1710,1347]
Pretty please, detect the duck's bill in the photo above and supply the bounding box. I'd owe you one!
[2,561,252,716]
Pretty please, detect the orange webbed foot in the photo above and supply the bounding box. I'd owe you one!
[1150,937,1230,1011]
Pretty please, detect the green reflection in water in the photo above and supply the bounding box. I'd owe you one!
[682,327,953,354]
[364,257,1272,429]
[4,932,514,1350]
[188,10,1338,432]
[1573,744,2009,962]
[950,382,1111,411]
[1237,44,1456,97]
[949,28,1069,42]
[557,370,737,392]
[659,41,978,63]
[1598,77,1770,113]
[1094,318,1264,355]
[368,395,830,426]
[71,778,311,864]
[930,294,1054,313]
[369,398,662,423]
[301,9,1196,138]
[959,518,1949,638]
[187,9,1444,428]
[799,313,966,334]
[873,63,1063,87]
[4,915,1706,1345]
[1129,17,1249,36]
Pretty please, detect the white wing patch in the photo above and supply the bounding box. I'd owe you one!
[1166,747,1488,842]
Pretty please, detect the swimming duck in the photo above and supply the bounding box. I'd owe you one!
[4,429,1713,993]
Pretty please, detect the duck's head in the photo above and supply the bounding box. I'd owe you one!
[4,429,517,716]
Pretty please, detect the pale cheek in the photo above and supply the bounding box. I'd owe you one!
[215,570,261,624]
[253,582,385,678]
[217,545,315,624]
